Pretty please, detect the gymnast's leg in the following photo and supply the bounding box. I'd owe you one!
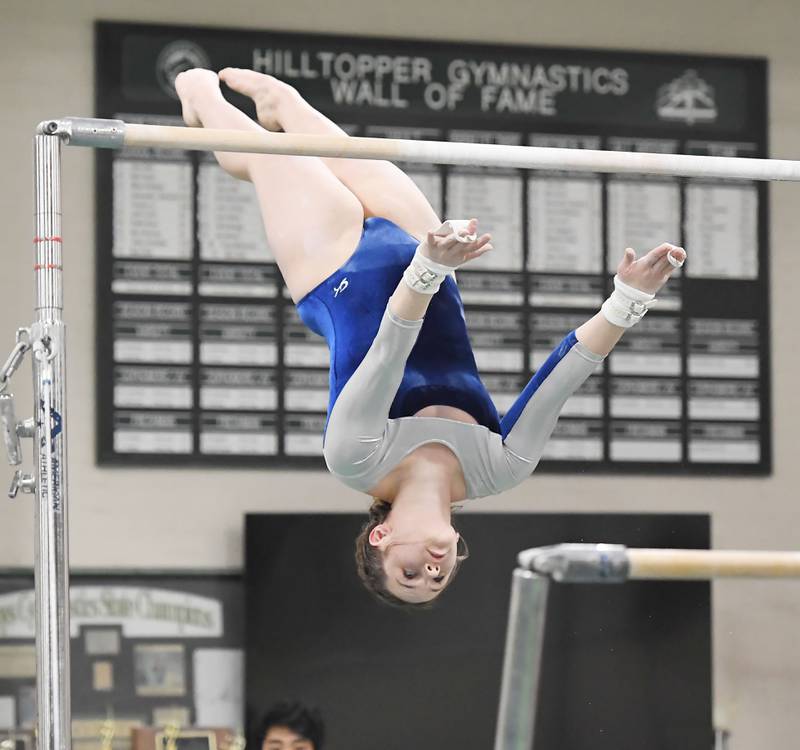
[174,69,364,302]
[218,68,442,240]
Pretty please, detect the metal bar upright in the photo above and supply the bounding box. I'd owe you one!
[494,569,550,750]
[32,131,71,750]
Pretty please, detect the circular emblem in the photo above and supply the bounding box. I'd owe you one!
[156,40,212,99]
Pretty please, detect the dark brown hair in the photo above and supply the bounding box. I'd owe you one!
[353,499,465,609]
[257,701,324,749]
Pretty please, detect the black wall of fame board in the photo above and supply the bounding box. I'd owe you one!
[245,513,712,750]
[95,21,771,474]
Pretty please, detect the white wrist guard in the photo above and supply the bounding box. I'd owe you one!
[601,275,657,328]
[402,248,457,295]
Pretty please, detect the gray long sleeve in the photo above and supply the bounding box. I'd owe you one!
[493,342,604,491]
[323,308,422,479]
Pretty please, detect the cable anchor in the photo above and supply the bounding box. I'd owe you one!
[8,469,35,499]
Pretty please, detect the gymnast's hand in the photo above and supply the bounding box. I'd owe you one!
[615,242,687,295]
[420,218,493,268]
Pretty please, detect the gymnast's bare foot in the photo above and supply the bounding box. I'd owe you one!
[218,68,300,131]
[174,68,221,127]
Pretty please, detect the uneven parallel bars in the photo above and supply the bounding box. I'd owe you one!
[24,118,800,750]
[41,117,800,181]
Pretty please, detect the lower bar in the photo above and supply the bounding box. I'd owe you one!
[517,543,800,582]
[494,569,550,750]
[627,548,800,580]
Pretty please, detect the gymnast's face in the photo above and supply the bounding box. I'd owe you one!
[369,522,461,603]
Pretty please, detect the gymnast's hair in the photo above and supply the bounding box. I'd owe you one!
[354,499,466,609]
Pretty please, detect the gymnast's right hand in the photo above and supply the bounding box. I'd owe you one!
[420,218,493,268]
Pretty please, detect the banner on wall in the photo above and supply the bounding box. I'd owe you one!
[0,587,223,638]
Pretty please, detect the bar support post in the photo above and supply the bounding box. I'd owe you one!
[494,569,550,750]
[32,132,71,750]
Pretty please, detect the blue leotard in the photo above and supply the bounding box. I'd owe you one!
[296,217,501,432]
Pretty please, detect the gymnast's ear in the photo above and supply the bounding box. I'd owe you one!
[368,524,391,547]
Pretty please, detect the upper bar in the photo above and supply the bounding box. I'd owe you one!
[41,117,800,182]
[518,544,800,582]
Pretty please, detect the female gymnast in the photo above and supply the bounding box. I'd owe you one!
[175,68,687,607]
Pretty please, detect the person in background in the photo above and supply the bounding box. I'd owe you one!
[258,701,324,750]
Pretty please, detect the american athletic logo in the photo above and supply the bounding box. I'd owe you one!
[333,278,349,297]
[38,400,62,451]
[656,70,717,125]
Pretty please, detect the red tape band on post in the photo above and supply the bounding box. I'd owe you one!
[33,236,63,244]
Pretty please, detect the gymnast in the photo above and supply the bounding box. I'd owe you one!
[175,68,687,607]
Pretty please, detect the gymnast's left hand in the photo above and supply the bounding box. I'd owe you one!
[616,242,687,294]
[421,218,493,268]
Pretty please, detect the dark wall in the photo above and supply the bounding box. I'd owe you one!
[245,513,710,750]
